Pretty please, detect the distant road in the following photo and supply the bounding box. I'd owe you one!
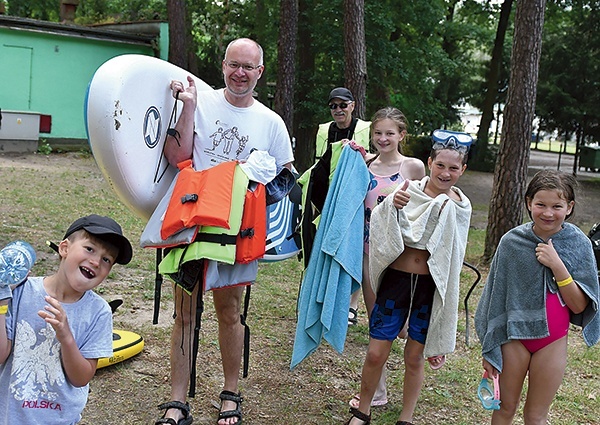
[529,149,598,179]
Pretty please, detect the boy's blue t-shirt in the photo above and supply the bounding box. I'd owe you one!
[0,277,113,424]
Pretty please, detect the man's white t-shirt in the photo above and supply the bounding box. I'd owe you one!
[190,88,294,288]
[192,88,294,171]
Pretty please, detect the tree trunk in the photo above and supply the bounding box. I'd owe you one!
[474,0,514,166]
[185,1,198,76]
[167,0,188,69]
[292,0,316,173]
[254,0,269,106]
[274,0,298,135]
[483,0,547,262]
[343,0,367,120]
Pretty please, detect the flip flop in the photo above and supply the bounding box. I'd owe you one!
[427,355,446,370]
[348,393,388,408]
[348,308,358,326]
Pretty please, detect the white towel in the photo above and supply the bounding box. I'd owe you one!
[369,176,471,357]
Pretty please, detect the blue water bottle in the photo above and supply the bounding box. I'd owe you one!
[0,241,36,287]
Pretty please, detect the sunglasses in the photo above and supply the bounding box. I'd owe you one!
[329,102,351,110]
[432,129,473,153]
[477,371,501,411]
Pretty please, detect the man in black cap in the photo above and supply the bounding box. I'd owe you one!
[314,87,371,160]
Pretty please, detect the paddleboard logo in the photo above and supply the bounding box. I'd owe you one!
[143,106,162,149]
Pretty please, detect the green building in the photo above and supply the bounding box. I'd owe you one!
[0,15,168,151]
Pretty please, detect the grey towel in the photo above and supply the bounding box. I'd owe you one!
[475,222,600,372]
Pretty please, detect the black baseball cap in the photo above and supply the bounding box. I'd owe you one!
[328,87,354,103]
[63,214,133,265]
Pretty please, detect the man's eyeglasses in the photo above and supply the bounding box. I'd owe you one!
[329,102,351,110]
[225,61,262,72]
[431,129,473,154]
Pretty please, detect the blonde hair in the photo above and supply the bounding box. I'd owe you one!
[370,107,408,153]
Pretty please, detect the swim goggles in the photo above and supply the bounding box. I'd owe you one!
[431,129,473,154]
[477,370,501,410]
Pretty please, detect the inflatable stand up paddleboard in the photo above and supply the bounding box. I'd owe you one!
[97,300,144,369]
[97,329,145,369]
[86,54,300,261]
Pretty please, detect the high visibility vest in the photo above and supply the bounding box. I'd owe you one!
[297,141,346,268]
[315,118,370,159]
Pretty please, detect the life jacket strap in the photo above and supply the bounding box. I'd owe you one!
[194,233,237,246]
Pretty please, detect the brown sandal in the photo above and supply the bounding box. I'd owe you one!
[344,407,371,424]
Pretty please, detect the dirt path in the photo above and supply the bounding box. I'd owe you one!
[457,150,600,231]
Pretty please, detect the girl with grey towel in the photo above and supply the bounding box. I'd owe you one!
[475,170,599,424]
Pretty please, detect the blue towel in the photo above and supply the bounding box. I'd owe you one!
[291,146,370,369]
[475,222,600,372]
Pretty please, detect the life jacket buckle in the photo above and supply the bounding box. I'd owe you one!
[181,193,198,204]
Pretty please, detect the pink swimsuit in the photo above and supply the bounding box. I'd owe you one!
[520,291,570,353]
[364,169,405,254]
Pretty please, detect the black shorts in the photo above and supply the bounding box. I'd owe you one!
[369,268,436,343]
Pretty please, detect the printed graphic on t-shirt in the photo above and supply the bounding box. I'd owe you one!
[10,321,63,404]
[206,120,250,162]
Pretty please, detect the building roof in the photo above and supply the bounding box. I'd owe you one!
[0,15,157,47]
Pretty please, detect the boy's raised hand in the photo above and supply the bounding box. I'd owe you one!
[38,295,73,343]
[393,179,411,210]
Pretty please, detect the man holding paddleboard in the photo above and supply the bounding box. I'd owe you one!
[157,38,294,425]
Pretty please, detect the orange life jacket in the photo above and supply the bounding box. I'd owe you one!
[236,183,267,263]
[161,160,236,239]
[159,167,267,266]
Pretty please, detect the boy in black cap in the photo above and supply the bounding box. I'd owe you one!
[0,214,132,424]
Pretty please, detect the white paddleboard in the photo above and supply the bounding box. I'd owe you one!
[86,54,300,261]
[85,54,213,221]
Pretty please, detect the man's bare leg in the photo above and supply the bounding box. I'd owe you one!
[162,282,197,422]
[213,285,245,425]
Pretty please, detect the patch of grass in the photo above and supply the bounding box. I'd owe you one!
[531,141,577,154]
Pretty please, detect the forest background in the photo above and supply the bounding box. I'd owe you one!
[5,0,599,171]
